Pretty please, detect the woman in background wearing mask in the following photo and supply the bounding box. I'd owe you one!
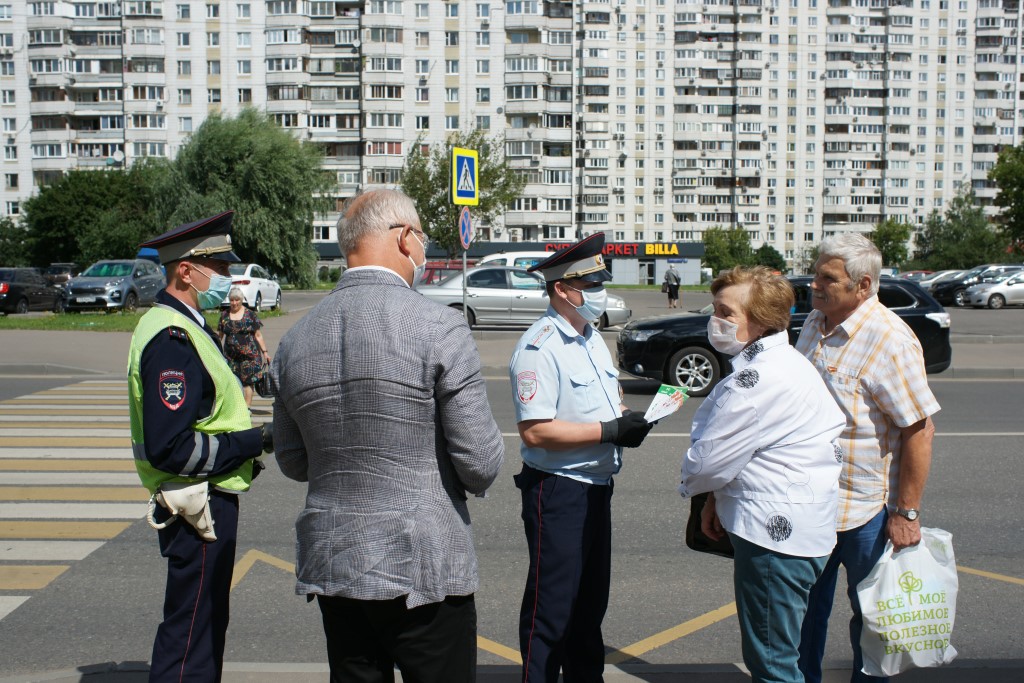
[678,266,845,683]
[217,285,269,407]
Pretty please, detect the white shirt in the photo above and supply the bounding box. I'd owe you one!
[679,331,845,557]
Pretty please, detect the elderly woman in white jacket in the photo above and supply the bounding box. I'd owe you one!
[679,266,845,683]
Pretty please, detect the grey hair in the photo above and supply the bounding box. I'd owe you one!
[336,189,420,257]
[228,286,246,302]
[817,233,882,296]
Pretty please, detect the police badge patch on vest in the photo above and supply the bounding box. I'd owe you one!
[159,369,187,411]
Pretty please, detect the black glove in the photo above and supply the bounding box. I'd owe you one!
[260,423,274,454]
[251,458,266,480]
[600,412,653,448]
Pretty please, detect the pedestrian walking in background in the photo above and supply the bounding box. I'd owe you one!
[679,266,844,683]
[796,233,940,683]
[663,264,681,308]
[127,212,272,683]
[271,189,504,683]
[509,233,654,683]
[217,285,269,408]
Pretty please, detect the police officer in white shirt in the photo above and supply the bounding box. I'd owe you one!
[510,233,653,683]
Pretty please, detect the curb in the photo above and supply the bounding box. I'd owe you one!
[949,335,1024,344]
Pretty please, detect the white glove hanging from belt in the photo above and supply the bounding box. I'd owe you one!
[146,481,217,542]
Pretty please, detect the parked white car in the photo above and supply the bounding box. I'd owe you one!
[477,251,553,269]
[417,265,630,329]
[967,271,1024,309]
[221,263,281,311]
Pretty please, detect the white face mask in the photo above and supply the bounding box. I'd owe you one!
[707,316,747,356]
[565,284,608,322]
[405,232,426,287]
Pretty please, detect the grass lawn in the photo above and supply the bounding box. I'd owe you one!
[0,307,284,332]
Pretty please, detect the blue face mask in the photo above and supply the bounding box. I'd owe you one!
[566,284,608,322]
[190,265,234,310]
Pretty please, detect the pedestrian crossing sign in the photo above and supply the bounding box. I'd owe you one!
[450,147,479,206]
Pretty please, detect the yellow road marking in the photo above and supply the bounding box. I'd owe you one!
[958,565,1024,587]
[0,486,147,501]
[231,549,296,590]
[0,521,131,539]
[478,637,522,664]
[0,565,69,590]
[0,437,128,448]
[606,602,738,665]
[0,459,135,471]
[0,422,128,429]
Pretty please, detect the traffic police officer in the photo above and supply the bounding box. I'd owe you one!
[127,211,272,682]
[509,233,654,682]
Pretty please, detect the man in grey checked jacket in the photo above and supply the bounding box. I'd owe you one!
[271,189,504,683]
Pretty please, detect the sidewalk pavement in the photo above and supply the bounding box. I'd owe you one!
[2,660,1023,683]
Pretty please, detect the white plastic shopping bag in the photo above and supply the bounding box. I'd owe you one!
[856,527,958,677]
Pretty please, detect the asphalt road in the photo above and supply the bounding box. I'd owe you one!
[0,287,1022,681]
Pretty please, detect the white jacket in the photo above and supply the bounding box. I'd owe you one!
[679,331,845,557]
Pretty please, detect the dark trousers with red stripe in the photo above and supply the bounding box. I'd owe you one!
[150,491,239,683]
[515,464,613,683]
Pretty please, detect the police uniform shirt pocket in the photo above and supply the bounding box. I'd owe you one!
[569,372,600,415]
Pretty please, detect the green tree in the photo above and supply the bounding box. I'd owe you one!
[702,225,754,275]
[870,218,912,268]
[752,243,787,272]
[989,144,1024,255]
[401,129,525,256]
[21,162,168,267]
[154,108,333,287]
[0,217,30,266]
[910,188,1008,270]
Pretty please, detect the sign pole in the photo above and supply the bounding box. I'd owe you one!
[450,147,478,326]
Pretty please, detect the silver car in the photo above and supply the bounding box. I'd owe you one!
[417,265,631,329]
[63,259,165,312]
[967,271,1024,309]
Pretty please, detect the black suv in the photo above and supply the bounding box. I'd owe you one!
[617,277,952,397]
[931,264,1024,307]
[0,268,64,315]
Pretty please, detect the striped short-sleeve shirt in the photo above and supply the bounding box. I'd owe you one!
[795,296,940,532]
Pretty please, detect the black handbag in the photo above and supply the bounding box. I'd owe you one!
[661,282,669,293]
[684,492,734,559]
[253,361,273,398]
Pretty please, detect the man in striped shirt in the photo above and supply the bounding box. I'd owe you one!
[795,234,940,683]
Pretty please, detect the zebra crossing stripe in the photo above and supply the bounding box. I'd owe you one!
[0,596,29,621]
[0,565,69,590]
[0,521,131,539]
[0,541,105,561]
[0,503,147,519]
[0,438,129,448]
[0,459,135,471]
[0,428,130,437]
[0,487,148,502]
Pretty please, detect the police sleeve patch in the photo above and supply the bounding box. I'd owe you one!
[517,370,538,403]
[158,369,187,411]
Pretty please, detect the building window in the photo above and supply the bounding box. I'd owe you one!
[238,88,251,103]
[178,61,191,76]
[179,117,193,132]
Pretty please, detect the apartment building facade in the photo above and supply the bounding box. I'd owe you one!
[2,0,1020,271]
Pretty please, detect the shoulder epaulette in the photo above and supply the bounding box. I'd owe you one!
[168,326,189,342]
[526,324,556,349]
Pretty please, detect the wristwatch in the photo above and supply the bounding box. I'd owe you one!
[896,507,920,521]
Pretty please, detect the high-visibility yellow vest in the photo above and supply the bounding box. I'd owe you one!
[127,304,253,494]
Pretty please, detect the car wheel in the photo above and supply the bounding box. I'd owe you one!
[123,292,138,313]
[273,290,282,310]
[15,298,29,315]
[666,346,721,398]
[53,297,65,314]
[452,305,476,328]
[596,313,610,331]
[988,294,1006,310]
[952,288,967,307]
[254,293,263,311]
